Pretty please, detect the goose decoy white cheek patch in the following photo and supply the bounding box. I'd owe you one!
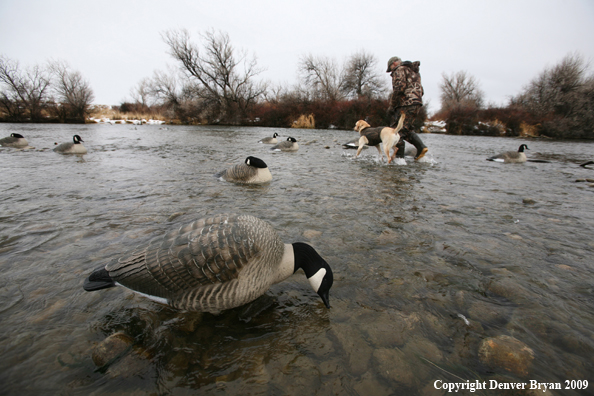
[308,268,327,292]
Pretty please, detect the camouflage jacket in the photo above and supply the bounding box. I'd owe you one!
[390,61,424,108]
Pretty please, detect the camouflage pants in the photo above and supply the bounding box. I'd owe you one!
[391,104,421,141]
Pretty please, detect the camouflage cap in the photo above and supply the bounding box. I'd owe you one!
[386,56,401,72]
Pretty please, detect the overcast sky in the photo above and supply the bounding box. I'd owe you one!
[1,0,593,115]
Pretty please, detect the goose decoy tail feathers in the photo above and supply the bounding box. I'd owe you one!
[83,267,116,291]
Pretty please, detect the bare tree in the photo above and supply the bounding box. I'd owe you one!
[162,28,268,123]
[148,69,183,108]
[341,51,386,99]
[264,84,289,104]
[0,55,51,121]
[512,53,593,138]
[513,53,588,117]
[130,77,153,107]
[439,70,484,111]
[298,54,344,102]
[49,60,94,123]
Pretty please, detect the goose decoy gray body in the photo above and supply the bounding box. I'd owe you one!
[53,135,87,154]
[271,137,299,152]
[216,156,272,184]
[0,133,28,148]
[83,213,333,313]
[259,132,279,144]
[486,144,529,163]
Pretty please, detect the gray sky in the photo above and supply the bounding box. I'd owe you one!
[1,0,593,115]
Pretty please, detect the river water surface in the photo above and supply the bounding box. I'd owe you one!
[1,123,593,395]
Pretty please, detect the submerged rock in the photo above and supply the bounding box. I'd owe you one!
[106,345,152,378]
[373,347,415,387]
[330,322,372,375]
[478,335,534,377]
[303,229,322,239]
[486,277,534,304]
[468,300,511,326]
[91,332,134,368]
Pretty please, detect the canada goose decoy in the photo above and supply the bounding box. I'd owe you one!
[271,137,299,152]
[53,135,87,154]
[0,133,28,148]
[259,132,279,144]
[216,156,272,184]
[342,137,361,150]
[342,138,416,156]
[486,144,529,163]
[83,213,333,313]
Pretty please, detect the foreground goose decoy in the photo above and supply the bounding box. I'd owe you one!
[216,156,272,184]
[486,144,529,163]
[83,213,333,313]
[0,133,28,148]
[259,132,279,144]
[53,134,87,154]
[271,137,298,152]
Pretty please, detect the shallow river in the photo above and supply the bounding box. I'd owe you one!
[1,123,593,395]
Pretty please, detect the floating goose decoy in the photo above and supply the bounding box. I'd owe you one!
[259,132,279,144]
[342,137,361,150]
[0,133,28,148]
[216,156,272,184]
[579,160,593,168]
[53,135,87,154]
[83,213,333,313]
[271,137,299,152]
[486,144,529,163]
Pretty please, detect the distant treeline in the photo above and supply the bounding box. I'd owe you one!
[433,53,594,140]
[2,30,592,139]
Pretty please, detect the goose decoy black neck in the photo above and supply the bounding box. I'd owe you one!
[292,242,333,308]
[11,133,25,138]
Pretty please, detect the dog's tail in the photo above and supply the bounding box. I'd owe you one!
[392,111,405,133]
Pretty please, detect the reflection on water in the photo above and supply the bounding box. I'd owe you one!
[1,123,593,395]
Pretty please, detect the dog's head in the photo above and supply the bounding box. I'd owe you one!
[354,120,371,133]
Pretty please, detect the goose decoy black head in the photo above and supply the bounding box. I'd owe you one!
[216,156,272,184]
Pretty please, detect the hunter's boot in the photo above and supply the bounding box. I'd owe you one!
[408,131,428,160]
[395,139,405,158]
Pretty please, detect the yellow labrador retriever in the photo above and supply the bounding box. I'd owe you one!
[353,112,405,164]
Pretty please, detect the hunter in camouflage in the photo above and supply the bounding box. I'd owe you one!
[386,56,428,160]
